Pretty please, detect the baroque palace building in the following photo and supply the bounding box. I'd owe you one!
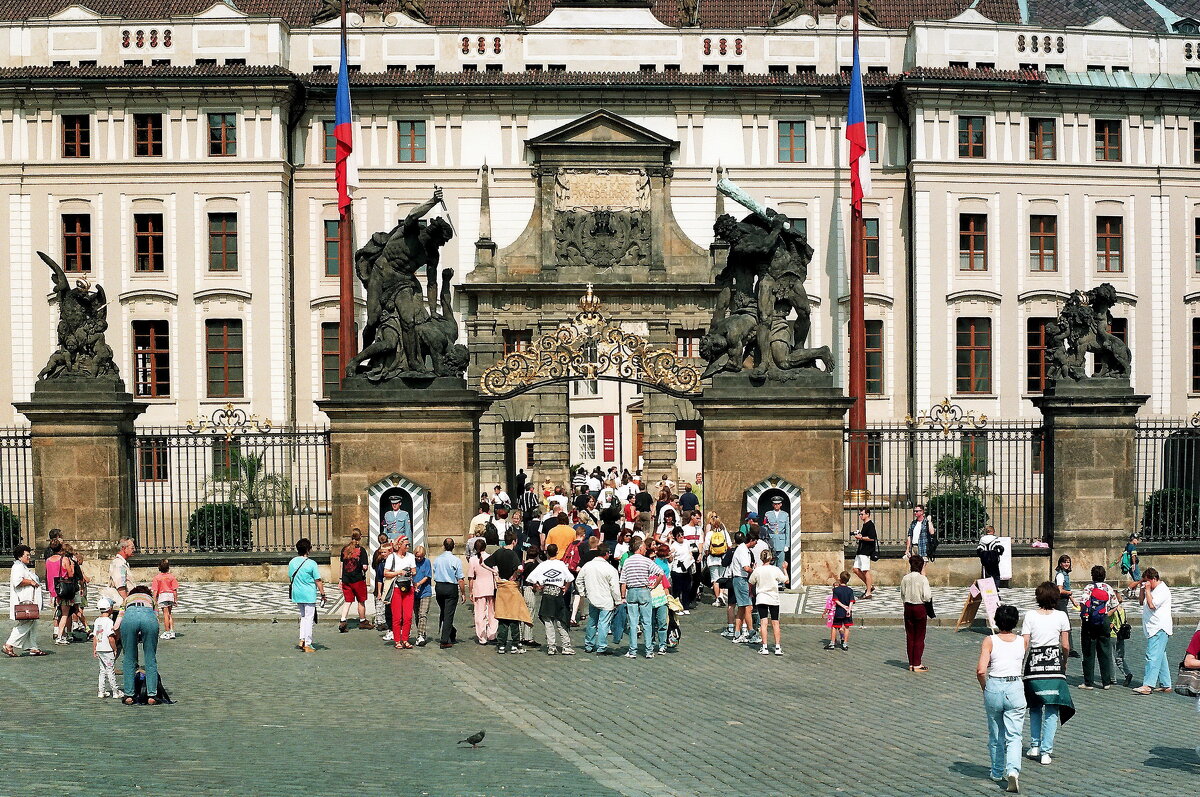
[1,0,1200,485]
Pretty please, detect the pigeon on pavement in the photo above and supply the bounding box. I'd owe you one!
[458,730,485,749]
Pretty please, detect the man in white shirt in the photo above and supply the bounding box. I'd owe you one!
[489,485,511,510]
[1135,568,1173,694]
[576,546,622,654]
[729,536,755,643]
[108,538,135,601]
[468,503,492,539]
[586,473,602,496]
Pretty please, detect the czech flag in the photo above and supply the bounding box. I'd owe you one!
[845,36,872,211]
[334,35,358,212]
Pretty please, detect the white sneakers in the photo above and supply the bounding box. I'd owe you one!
[774,645,783,656]
[159,631,176,640]
[732,633,749,644]
[759,646,770,655]
[1025,748,1051,765]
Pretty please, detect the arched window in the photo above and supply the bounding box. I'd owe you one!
[578,424,596,460]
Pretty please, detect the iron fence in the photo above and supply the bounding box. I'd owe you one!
[0,427,33,549]
[843,420,1045,547]
[129,425,331,554]
[1134,417,1200,542]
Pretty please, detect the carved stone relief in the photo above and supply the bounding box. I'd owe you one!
[552,168,651,268]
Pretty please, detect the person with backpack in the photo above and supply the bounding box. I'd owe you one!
[703,513,729,607]
[1120,533,1141,599]
[1078,564,1117,689]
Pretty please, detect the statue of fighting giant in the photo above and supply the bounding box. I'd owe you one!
[1044,283,1131,383]
[36,251,119,381]
[702,179,833,382]
[345,189,469,382]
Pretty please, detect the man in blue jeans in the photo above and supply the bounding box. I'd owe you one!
[576,545,621,654]
[619,540,657,659]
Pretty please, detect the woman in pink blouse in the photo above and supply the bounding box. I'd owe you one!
[467,539,498,644]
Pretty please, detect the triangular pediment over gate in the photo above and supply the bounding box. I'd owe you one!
[527,109,676,165]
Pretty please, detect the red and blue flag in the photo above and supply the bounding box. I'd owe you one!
[334,36,357,212]
[845,37,872,211]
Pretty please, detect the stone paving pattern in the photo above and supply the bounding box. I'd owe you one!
[7,582,1198,621]
[2,605,1198,796]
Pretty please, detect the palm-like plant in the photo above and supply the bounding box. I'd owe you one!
[206,448,293,519]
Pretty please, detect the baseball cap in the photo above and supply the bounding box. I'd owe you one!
[746,511,759,520]
[97,597,114,610]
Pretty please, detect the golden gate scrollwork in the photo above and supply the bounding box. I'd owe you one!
[479,286,702,399]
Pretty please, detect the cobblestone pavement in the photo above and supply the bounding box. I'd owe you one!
[2,606,1198,797]
[6,581,1198,622]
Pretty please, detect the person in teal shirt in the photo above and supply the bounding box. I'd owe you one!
[288,538,325,652]
[651,545,671,655]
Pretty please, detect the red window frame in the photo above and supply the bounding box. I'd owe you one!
[865,319,884,395]
[134,213,164,272]
[208,212,237,272]
[132,319,170,398]
[959,213,988,271]
[205,319,244,398]
[1029,215,1057,272]
[1028,118,1056,160]
[62,213,91,273]
[864,217,880,274]
[208,112,237,156]
[1094,120,1121,162]
[777,121,806,163]
[61,114,90,158]
[397,120,427,163]
[1026,317,1052,394]
[134,113,163,157]
[958,115,985,158]
[1096,216,1124,273]
[956,317,992,394]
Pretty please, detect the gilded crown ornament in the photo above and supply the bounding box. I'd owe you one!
[905,398,988,436]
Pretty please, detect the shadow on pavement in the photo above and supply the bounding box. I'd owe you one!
[884,658,911,670]
[947,761,992,780]
[1144,747,1200,772]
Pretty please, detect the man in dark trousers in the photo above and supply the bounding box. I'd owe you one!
[514,468,528,497]
[432,537,465,648]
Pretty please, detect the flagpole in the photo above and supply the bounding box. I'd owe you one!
[337,0,356,385]
[847,0,869,500]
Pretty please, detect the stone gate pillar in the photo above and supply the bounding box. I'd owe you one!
[1034,383,1148,575]
[692,378,853,585]
[15,380,145,568]
[320,380,491,549]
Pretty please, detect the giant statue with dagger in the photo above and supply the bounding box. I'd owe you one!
[701,179,834,383]
[35,250,119,382]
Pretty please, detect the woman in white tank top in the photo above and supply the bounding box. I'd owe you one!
[976,605,1027,793]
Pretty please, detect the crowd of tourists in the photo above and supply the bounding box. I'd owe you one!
[5,533,173,704]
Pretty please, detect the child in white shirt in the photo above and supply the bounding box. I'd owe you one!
[92,598,122,700]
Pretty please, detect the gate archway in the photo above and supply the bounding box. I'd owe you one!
[479,286,703,400]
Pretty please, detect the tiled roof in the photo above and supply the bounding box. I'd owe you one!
[904,66,1045,81]
[0,64,295,81]
[0,0,1191,30]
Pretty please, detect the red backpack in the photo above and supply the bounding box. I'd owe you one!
[563,541,582,573]
[1081,584,1111,630]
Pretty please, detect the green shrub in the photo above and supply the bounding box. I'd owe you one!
[186,502,252,552]
[1140,487,1200,541]
[0,504,21,554]
[926,492,990,545]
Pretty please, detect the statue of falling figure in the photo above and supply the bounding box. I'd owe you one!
[701,178,834,382]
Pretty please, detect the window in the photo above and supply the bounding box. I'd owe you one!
[1108,317,1128,344]
[1019,62,1038,71]
[948,61,969,69]
[485,64,502,72]
[322,120,337,162]
[866,433,882,475]
[397,120,426,163]
[207,112,237,156]
[138,439,169,482]
[702,64,720,73]
[208,212,237,272]
[958,213,987,271]
[777,121,806,163]
[866,121,880,163]
[225,58,246,66]
[205,319,244,398]
[212,439,241,481]
[1026,317,1052,394]
[769,65,788,74]
[1028,118,1056,160]
[547,64,566,72]
[1195,218,1200,273]
[324,219,340,277]
[976,62,995,70]
[1193,122,1200,163]
[796,64,816,73]
[572,379,599,397]
[1096,216,1123,273]
[864,217,880,274]
[675,330,704,358]
[132,320,170,398]
[134,113,163,157]
[1031,433,1045,474]
[639,64,656,72]
[727,65,744,74]
[462,64,478,72]
[865,319,884,394]
[958,115,985,158]
[1029,215,1057,272]
[134,213,165,272]
[321,322,342,398]
[956,317,992,394]
[62,213,91,272]
[503,329,532,355]
[61,114,90,158]
[961,431,989,474]
[1193,318,1200,392]
[1094,120,1121,161]
[312,65,332,73]
[578,424,596,460]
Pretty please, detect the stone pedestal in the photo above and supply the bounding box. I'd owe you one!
[14,378,146,568]
[1033,380,1148,577]
[692,377,853,586]
[319,378,492,551]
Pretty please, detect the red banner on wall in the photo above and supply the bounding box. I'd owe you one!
[602,415,616,462]
[684,429,698,461]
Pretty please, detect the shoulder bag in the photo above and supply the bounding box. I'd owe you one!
[1174,662,1200,698]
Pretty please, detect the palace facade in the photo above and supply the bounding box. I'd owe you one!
[2,0,1199,485]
